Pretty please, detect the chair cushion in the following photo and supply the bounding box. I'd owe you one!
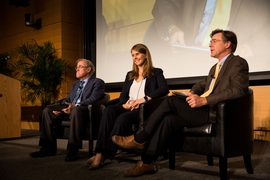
[61,120,71,126]
[183,123,214,136]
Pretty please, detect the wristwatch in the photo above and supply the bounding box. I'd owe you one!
[144,96,149,102]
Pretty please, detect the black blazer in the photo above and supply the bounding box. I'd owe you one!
[62,75,105,106]
[119,68,169,104]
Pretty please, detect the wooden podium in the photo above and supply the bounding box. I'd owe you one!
[0,74,21,139]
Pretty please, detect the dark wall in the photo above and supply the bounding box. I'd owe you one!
[83,0,96,75]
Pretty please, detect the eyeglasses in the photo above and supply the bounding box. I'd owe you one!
[75,65,89,70]
[209,39,224,44]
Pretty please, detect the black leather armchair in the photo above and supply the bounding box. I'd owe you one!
[168,88,254,180]
[56,94,110,156]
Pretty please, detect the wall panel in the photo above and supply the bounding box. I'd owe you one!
[0,0,83,107]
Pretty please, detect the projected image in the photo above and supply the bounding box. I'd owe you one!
[96,0,270,83]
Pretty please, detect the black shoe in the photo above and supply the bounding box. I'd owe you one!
[29,147,55,158]
[65,151,79,162]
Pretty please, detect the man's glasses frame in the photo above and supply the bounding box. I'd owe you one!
[209,39,225,44]
[75,65,89,70]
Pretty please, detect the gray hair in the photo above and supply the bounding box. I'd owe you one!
[76,58,95,76]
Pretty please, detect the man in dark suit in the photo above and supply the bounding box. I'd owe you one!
[112,29,249,176]
[30,58,105,162]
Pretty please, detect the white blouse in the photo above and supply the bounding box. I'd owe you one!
[129,79,146,100]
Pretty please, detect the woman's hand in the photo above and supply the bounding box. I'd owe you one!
[122,97,148,111]
[129,99,140,111]
[122,99,134,110]
[130,97,148,111]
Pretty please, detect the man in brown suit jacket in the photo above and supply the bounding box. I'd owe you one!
[112,29,249,176]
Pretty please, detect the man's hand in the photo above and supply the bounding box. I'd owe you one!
[169,25,186,46]
[186,92,208,108]
[52,111,61,116]
[61,102,74,114]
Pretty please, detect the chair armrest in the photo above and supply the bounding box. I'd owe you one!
[183,123,213,136]
[100,98,120,112]
[88,94,110,140]
[214,88,254,155]
[104,98,120,106]
[137,95,167,132]
[139,95,167,120]
[88,94,110,118]
[87,94,110,119]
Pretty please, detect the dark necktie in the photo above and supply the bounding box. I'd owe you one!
[72,81,85,104]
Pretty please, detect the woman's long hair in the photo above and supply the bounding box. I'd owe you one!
[128,43,154,80]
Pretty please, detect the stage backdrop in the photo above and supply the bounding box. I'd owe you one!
[96,0,270,84]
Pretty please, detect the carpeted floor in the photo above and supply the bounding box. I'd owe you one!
[0,130,270,180]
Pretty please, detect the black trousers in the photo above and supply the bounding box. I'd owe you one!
[39,106,89,151]
[95,104,139,159]
[140,95,210,162]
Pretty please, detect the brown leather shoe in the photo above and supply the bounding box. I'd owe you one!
[123,160,156,176]
[111,134,145,150]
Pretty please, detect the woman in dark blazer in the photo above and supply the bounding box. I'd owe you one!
[87,43,169,169]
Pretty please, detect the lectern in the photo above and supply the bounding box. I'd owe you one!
[0,74,21,139]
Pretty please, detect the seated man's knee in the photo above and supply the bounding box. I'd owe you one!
[42,107,51,115]
[70,106,80,116]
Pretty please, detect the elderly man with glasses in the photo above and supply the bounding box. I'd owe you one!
[30,58,105,162]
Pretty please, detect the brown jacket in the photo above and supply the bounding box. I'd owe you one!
[191,54,249,121]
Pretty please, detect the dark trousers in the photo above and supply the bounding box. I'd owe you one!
[140,96,210,162]
[39,106,89,152]
[95,104,139,159]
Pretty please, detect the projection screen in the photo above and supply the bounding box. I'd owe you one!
[96,0,270,85]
